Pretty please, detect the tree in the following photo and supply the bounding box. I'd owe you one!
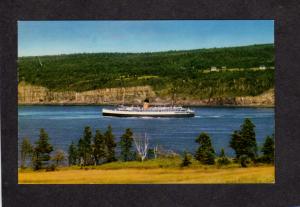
[52,149,66,166]
[194,132,215,165]
[120,128,134,161]
[68,141,78,166]
[133,132,149,162]
[77,126,93,166]
[181,151,192,167]
[32,128,53,170]
[261,134,275,163]
[217,148,230,166]
[93,129,107,164]
[104,125,117,162]
[230,118,258,161]
[20,137,33,169]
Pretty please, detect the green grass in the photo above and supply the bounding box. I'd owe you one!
[18,158,274,184]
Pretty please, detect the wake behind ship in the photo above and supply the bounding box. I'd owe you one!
[102,99,195,117]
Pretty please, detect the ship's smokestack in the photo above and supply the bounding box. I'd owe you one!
[143,98,149,110]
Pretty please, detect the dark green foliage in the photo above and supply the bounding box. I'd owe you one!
[77,126,93,166]
[195,132,215,165]
[239,155,251,168]
[230,118,257,162]
[46,164,57,171]
[20,137,33,169]
[104,125,117,162]
[32,128,53,170]
[93,129,107,164]
[181,151,192,167]
[120,128,134,161]
[68,141,78,166]
[147,149,155,159]
[18,44,274,99]
[217,148,230,166]
[261,134,275,163]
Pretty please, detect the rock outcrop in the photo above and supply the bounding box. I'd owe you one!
[18,82,274,106]
[18,82,156,105]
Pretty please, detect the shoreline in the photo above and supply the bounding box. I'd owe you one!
[18,103,275,108]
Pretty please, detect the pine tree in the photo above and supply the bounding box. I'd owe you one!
[120,128,134,161]
[77,126,93,166]
[93,129,107,165]
[20,137,33,169]
[240,118,257,159]
[104,125,116,162]
[181,151,192,167]
[68,141,78,166]
[230,118,257,161]
[32,128,53,170]
[194,132,215,165]
[261,134,275,163]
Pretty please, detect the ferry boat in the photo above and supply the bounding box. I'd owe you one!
[102,99,195,117]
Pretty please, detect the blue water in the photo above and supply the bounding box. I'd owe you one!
[18,105,274,156]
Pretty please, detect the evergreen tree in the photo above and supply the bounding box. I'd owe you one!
[261,134,275,163]
[230,118,257,161]
[68,141,78,166]
[120,128,134,161]
[194,132,215,165]
[77,126,93,166]
[20,137,33,169]
[217,148,230,166]
[93,129,107,165]
[32,128,53,170]
[104,125,117,162]
[181,151,192,167]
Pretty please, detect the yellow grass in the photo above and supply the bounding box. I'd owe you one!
[19,166,274,184]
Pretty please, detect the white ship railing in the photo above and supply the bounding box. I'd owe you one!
[110,106,194,113]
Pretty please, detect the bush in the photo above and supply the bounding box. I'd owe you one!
[239,155,251,168]
[195,132,215,165]
[180,151,192,167]
[46,164,57,171]
[217,149,230,166]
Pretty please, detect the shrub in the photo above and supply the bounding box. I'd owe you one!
[217,148,230,166]
[195,132,215,165]
[181,151,192,167]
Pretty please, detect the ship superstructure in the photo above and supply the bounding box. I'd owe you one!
[102,99,195,117]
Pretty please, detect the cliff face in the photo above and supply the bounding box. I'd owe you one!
[18,82,274,106]
[170,89,274,106]
[18,82,156,105]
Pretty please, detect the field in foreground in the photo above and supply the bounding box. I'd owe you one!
[19,159,274,184]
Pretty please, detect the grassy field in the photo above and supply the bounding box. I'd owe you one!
[18,158,275,184]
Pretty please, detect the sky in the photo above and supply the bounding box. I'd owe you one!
[18,20,274,57]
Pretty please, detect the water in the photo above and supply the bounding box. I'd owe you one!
[18,105,274,156]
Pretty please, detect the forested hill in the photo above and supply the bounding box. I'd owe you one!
[18,44,274,102]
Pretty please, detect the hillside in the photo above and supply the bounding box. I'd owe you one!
[18,44,275,105]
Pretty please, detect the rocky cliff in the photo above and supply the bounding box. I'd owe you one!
[18,82,274,106]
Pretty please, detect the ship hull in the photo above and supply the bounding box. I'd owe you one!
[102,109,194,117]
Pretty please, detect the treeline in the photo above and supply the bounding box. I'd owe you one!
[189,118,275,167]
[18,44,274,98]
[20,129,66,170]
[19,118,274,170]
